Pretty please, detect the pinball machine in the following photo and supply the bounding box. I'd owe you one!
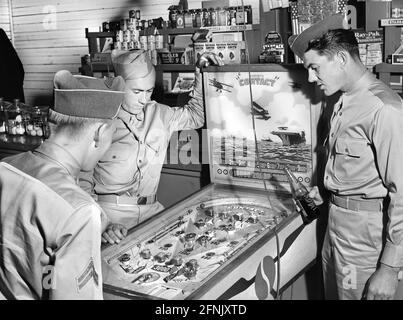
[101,64,324,300]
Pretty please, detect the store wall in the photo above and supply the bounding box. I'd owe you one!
[10,0,201,105]
[0,0,11,39]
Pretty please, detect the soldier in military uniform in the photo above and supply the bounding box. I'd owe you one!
[0,70,125,299]
[289,14,403,300]
[80,49,223,235]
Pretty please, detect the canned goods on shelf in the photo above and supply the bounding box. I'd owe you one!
[120,18,127,31]
[176,10,184,28]
[123,30,131,42]
[116,30,124,42]
[155,34,164,49]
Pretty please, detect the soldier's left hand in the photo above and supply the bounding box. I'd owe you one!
[102,223,128,244]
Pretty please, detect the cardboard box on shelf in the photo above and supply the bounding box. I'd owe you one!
[193,41,246,64]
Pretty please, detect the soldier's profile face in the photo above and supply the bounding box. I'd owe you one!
[303,49,344,96]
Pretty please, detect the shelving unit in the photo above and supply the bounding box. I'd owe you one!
[374,19,403,93]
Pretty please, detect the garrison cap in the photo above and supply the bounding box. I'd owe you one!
[288,14,349,59]
[111,49,155,82]
[53,70,125,119]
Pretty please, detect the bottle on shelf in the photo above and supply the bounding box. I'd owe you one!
[0,97,10,133]
[283,166,320,224]
[5,98,26,136]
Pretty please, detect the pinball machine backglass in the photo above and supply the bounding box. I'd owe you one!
[102,64,323,300]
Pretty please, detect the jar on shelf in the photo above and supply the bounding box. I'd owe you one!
[5,99,26,135]
[176,10,184,28]
[194,9,202,27]
[219,7,229,26]
[229,7,237,26]
[201,8,210,27]
[169,9,177,28]
[184,9,193,28]
[211,7,219,26]
[0,97,10,133]
[25,106,49,138]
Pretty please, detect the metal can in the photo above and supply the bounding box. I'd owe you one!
[122,41,129,50]
[148,34,155,50]
[128,41,136,50]
[120,18,127,31]
[123,30,131,42]
[140,35,148,50]
[155,34,164,49]
[128,18,136,31]
[129,10,136,18]
[114,41,122,50]
[116,30,124,42]
[131,29,140,42]
[136,10,141,20]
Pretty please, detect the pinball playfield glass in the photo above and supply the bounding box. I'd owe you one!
[102,64,323,300]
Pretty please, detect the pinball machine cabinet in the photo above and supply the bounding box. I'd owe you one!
[102,64,324,300]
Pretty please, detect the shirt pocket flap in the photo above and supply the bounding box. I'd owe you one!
[335,139,366,158]
[99,146,131,162]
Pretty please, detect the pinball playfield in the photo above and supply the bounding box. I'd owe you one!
[102,185,300,299]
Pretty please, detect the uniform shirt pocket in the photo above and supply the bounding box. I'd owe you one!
[334,138,371,183]
[95,145,136,186]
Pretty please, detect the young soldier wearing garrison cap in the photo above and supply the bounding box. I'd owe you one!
[289,14,403,300]
[0,70,125,299]
[79,50,223,238]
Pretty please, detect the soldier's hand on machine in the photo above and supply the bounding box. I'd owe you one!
[102,223,128,244]
[307,186,324,206]
[195,52,224,70]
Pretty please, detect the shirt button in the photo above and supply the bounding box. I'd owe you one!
[339,112,342,116]
[139,140,143,144]
[331,133,334,137]
[345,148,348,152]
[139,159,142,163]
[325,176,329,180]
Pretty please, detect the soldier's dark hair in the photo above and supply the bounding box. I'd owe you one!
[306,28,360,60]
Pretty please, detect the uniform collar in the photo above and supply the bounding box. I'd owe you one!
[34,141,82,180]
[118,106,145,125]
[344,69,375,97]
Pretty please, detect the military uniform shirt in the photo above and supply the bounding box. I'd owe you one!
[80,73,204,199]
[324,70,403,268]
[0,142,103,299]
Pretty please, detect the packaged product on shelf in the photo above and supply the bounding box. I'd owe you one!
[0,98,10,133]
[5,99,26,135]
[25,106,49,138]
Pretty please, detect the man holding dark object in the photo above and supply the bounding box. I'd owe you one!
[289,14,403,300]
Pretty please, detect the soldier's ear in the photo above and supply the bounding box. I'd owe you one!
[94,122,111,148]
